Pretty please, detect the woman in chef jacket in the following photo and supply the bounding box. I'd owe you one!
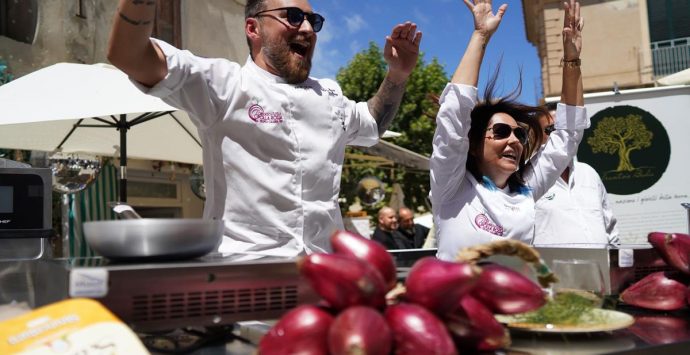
[431,0,588,260]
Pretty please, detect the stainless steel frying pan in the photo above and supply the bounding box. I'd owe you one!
[83,206,223,260]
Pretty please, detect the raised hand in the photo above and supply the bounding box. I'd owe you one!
[383,22,423,84]
[562,0,583,61]
[463,0,508,38]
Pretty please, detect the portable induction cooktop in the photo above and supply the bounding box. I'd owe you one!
[33,253,317,332]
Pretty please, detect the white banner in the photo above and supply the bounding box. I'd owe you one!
[579,85,690,244]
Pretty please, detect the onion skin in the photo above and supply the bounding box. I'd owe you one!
[258,305,334,355]
[404,257,481,314]
[331,230,398,290]
[384,303,458,355]
[298,253,387,310]
[470,264,546,314]
[629,316,690,345]
[445,295,510,351]
[328,306,392,355]
[619,271,687,311]
[648,232,690,275]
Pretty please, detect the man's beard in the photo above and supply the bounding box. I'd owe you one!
[262,32,312,84]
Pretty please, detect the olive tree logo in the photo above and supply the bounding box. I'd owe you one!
[587,114,653,172]
[578,105,670,195]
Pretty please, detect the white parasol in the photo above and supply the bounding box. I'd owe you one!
[0,62,202,202]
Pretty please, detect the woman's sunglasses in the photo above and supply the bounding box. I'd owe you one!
[486,123,529,145]
[253,7,325,33]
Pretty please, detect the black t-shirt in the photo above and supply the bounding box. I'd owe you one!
[372,227,413,249]
[397,224,430,249]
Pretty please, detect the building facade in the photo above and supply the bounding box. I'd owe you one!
[522,0,689,97]
[0,0,249,218]
[0,0,248,76]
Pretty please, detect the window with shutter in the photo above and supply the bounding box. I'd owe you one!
[153,0,181,48]
[0,0,38,44]
[647,0,690,42]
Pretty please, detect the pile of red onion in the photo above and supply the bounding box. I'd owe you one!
[258,230,548,354]
[619,232,690,311]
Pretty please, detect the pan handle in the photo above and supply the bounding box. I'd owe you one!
[109,202,142,220]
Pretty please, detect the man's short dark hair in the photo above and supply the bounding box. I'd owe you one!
[245,0,266,19]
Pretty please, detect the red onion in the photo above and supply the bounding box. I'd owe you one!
[445,295,510,351]
[648,232,690,275]
[470,264,546,314]
[328,306,392,355]
[298,253,387,310]
[628,316,690,345]
[619,271,687,311]
[384,303,458,355]
[404,257,480,314]
[258,305,334,355]
[331,230,398,290]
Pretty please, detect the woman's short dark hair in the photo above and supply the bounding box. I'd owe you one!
[466,64,547,193]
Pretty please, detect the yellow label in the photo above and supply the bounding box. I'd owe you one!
[0,298,149,354]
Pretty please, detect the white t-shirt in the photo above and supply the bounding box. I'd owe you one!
[534,160,620,247]
[136,39,379,258]
[430,83,589,261]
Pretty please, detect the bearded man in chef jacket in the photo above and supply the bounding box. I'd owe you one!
[107,0,422,258]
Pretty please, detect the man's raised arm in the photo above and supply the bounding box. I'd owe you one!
[107,0,168,87]
[367,22,422,137]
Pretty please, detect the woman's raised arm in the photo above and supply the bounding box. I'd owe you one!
[450,0,507,87]
[560,0,584,106]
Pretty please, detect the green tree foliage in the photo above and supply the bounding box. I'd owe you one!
[587,114,653,172]
[336,42,448,218]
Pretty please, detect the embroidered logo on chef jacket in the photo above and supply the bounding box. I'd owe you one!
[474,213,504,236]
[503,203,520,212]
[543,192,556,201]
[323,88,338,97]
[248,104,283,123]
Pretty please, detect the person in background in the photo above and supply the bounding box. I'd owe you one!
[397,207,430,248]
[533,103,620,247]
[107,0,421,258]
[430,0,589,261]
[372,206,412,249]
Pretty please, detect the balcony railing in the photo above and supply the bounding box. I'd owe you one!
[651,37,690,78]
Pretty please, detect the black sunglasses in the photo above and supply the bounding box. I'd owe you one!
[486,123,529,145]
[544,124,556,135]
[253,7,325,32]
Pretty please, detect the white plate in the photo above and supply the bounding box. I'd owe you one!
[495,309,635,333]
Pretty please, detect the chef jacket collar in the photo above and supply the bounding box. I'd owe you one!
[245,56,288,84]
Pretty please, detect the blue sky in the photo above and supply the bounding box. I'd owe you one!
[310,0,543,104]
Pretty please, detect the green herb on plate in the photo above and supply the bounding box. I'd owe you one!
[513,292,602,325]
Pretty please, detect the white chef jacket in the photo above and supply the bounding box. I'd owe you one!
[430,83,589,261]
[135,39,379,258]
[533,160,620,247]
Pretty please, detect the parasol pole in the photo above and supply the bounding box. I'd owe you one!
[118,114,128,202]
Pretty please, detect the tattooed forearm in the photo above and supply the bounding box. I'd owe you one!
[368,77,407,137]
[118,11,153,26]
[117,0,155,26]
